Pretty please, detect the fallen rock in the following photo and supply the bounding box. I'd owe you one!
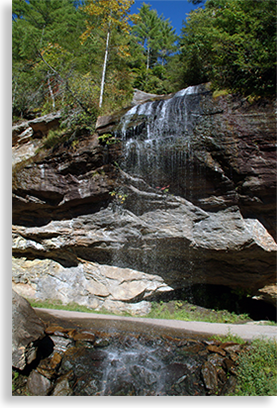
[51,376,73,396]
[253,284,277,307]
[201,361,218,392]
[36,352,62,380]
[12,257,171,314]
[72,331,96,343]
[27,370,52,396]
[132,89,166,105]
[12,289,45,370]
[206,345,226,356]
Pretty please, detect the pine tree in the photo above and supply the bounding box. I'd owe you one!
[158,18,178,66]
[132,3,162,70]
[131,3,178,94]
[12,0,82,61]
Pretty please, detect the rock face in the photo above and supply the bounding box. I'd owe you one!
[12,86,277,312]
[12,257,171,314]
[12,289,46,370]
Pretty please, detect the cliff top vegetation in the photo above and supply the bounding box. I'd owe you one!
[12,0,276,130]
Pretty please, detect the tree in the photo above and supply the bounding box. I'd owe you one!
[179,0,276,96]
[12,0,83,61]
[158,18,178,66]
[81,0,137,108]
[131,3,178,94]
[132,3,161,70]
[12,0,89,118]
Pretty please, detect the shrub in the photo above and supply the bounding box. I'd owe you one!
[234,338,277,396]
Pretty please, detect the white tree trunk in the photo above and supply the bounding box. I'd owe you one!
[99,27,110,108]
[146,42,150,70]
[47,74,55,109]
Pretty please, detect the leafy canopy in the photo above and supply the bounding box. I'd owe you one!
[179,0,276,96]
[81,0,138,44]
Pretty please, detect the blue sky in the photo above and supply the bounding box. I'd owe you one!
[130,0,201,36]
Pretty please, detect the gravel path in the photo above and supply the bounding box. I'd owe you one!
[35,308,277,341]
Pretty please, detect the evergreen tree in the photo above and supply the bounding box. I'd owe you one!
[158,18,178,66]
[131,3,178,94]
[132,3,161,70]
[12,0,89,118]
[12,0,83,61]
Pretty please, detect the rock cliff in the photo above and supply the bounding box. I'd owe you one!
[12,86,277,313]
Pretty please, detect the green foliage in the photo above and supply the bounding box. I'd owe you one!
[12,0,132,120]
[109,190,128,205]
[42,128,64,149]
[234,338,277,396]
[146,300,251,324]
[13,0,274,121]
[98,133,120,145]
[179,0,276,97]
[131,2,178,94]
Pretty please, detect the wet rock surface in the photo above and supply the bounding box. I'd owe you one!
[13,318,249,396]
[12,86,277,313]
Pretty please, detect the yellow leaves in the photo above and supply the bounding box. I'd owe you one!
[82,0,136,35]
[117,44,131,58]
[109,190,128,205]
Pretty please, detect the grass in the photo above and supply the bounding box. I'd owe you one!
[208,331,247,345]
[29,298,112,315]
[29,298,257,324]
[28,293,276,325]
[232,338,277,396]
[145,300,252,324]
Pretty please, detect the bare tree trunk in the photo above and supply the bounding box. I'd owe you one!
[12,78,18,115]
[146,42,150,70]
[47,73,55,109]
[99,25,111,108]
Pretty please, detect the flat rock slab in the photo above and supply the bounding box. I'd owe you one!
[35,308,277,342]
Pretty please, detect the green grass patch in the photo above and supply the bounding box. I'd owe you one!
[29,298,109,315]
[145,300,251,324]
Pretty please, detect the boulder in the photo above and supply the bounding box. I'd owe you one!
[132,89,165,105]
[27,370,52,396]
[12,290,45,370]
[252,284,277,307]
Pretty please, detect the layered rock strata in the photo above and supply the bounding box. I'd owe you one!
[12,89,277,312]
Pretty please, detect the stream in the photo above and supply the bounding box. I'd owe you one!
[13,309,250,396]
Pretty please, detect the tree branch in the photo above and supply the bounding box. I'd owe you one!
[37,50,90,115]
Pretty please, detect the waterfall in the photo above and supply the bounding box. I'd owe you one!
[117,84,205,197]
[108,85,209,285]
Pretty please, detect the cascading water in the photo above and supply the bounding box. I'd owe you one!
[100,336,167,396]
[110,85,208,294]
[117,85,204,196]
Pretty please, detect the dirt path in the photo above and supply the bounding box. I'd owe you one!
[35,308,277,341]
